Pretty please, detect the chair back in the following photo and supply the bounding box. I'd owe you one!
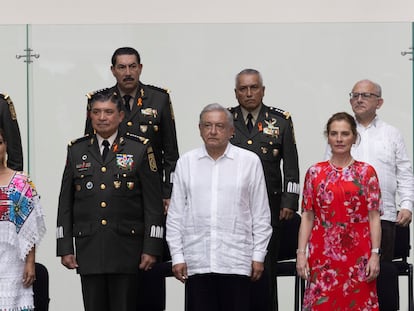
[394,224,411,261]
[277,212,301,261]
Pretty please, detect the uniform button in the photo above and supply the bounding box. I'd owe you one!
[101,167,107,173]
[131,229,135,234]
[100,184,106,190]
[100,201,107,208]
[101,219,107,225]
[127,121,133,126]
[247,140,253,145]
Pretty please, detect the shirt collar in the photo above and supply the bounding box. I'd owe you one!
[199,142,235,160]
[96,131,118,148]
[241,105,262,123]
[356,115,379,129]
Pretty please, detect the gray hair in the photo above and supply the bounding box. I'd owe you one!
[235,68,263,86]
[354,79,382,97]
[199,103,234,127]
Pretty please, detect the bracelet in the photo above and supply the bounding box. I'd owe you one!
[296,249,306,254]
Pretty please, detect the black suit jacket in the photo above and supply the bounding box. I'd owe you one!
[229,104,300,227]
[85,83,179,199]
[0,94,23,171]
[56,133,164,274]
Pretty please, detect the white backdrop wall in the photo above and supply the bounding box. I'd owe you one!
[0,23,412,310]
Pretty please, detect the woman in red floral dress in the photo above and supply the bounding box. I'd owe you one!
[296,112,382,310]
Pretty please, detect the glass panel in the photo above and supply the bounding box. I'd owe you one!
[0,24,29,169]
[25,23,413,310]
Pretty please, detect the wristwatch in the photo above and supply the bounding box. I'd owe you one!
[371,248,381,256]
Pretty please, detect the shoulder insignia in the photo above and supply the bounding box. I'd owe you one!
[147,145,158,172]
[1,93,18,120]
[124,132,150,145]
[86,87,115,100]
[146,84,170,94]
[269,107,291,120]
[68,134,91,146]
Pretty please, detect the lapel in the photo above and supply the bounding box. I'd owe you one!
[88,136,103,164]
[233,105,265,139]
[129,83,145,119]
[88,135,124,165]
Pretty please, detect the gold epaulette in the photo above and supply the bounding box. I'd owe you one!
[269,107,291,120]
[125,132,150,145]
[68,134,91,146]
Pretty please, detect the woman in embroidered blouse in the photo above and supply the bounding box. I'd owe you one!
[0,128,46,311]
[296,112,382,310]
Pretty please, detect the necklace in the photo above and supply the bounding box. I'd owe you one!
[329,158,354,172]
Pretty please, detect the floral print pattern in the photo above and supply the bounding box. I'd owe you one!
[302,161,381,310]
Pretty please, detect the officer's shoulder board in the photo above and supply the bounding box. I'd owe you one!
[124,132,150,145]
[0,93,17,120]
[68,134,91,147]
[268,107,291,120]
[86,87,114,100]
[228,107,237,114]
[146,84,170,94]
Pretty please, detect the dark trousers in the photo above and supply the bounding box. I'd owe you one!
[377,220,399,311]
[186,273,251,311]
[81,273,139,311]
[136,262,172,311]
[250,226,280,311]
[377,261,400,311]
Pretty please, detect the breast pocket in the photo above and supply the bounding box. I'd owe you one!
[259,134,281,161]
[112,170,140,196]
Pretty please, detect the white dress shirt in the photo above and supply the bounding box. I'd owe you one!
[324,116,414,221]
[166,143,272,277]
[96,131,118,155]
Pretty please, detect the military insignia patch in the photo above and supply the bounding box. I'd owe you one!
[147,146,158,172]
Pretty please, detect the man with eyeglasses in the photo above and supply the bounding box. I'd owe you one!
[325,79,414,310]
[348,79,414,260]
[229,69,300,311]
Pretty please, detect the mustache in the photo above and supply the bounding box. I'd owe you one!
[123,76,134,82]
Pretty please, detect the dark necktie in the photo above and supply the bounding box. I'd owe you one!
[123,95,132,112]
[102,140,110,161]
[246,113,254,132]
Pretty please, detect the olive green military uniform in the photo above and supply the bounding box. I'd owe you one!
[229,104,300,311]
[85,83,179,199]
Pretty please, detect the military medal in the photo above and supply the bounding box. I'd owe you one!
[116,154,134,170]
[263,119,279,138]
[113,181,121,189]
[140,125,148,133]
[127,182,135,190]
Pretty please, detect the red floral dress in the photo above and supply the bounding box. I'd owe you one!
[302,161,381,311]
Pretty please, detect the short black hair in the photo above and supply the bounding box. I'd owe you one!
[111,47,141,66]
[89,89,122,111]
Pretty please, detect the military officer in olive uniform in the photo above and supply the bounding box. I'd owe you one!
[84,47,179,311]
[0,93,23,171]
[229,69,300,311]
[57,90,164,311]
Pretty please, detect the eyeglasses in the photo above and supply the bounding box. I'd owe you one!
[349,92,380,99]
